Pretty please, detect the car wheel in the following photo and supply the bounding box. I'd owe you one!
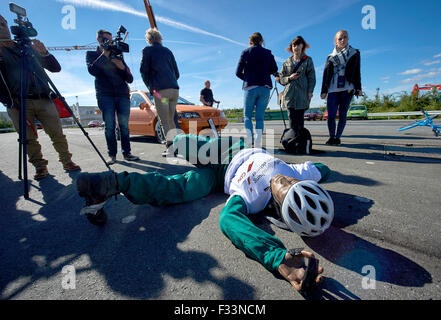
[155,119,166,144]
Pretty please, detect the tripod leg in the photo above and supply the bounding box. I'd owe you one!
[19,52,29,199]
[42,80,110,170]
[18,136,23,180]
[29,55,112,171]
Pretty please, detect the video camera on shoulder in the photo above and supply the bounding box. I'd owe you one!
[101,25,129,60]
[9,2,38,40]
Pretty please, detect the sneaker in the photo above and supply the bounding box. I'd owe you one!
[76,171,119,206]
[107,156,117,165]
[325,138,336,145]
[123,154,139,161]
[34,167,49,180]
[63,161,81,171]
[334,138,341,145]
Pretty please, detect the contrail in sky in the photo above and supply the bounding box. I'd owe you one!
[56,0,246,46]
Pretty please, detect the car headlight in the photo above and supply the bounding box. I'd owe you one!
[178,112,201,119]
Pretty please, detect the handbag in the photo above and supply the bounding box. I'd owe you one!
[52,96,72,118]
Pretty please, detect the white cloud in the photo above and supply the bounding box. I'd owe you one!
[424,60,441,66]
[362,47,392,57]
[400,70,441,84]
[56,0,246,46]
[398,69,423,76]
[433,53,441,58]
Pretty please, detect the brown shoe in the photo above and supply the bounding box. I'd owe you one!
[63,161,81,171]
[34,167,49,180]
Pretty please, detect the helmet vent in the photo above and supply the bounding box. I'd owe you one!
[294,191,302,208]
[303,185,319,195]
[305,195,316,209]
[319,201,328,213]
[316,185,327,196]
[288,208,301,225]
[306,211,315,225]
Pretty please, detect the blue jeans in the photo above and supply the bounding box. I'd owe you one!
[97,95,131,157]
[243,86,270,141]
[327,90,354,138]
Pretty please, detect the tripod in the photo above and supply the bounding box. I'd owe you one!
[269,80,288,129]
[14,37,111,199]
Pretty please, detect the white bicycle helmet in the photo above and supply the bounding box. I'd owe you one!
[281,180,334,237]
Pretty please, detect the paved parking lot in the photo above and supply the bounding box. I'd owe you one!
[0,119,440,300]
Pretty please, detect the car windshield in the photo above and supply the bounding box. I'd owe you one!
[350,106,366,111]
[144,92,194,105]
[177,97,194,105]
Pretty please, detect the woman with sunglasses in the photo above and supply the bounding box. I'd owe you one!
[320,30,363,145]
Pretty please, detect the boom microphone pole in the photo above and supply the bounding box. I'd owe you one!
[143,0,158,29]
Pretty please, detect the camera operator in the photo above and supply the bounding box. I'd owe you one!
[0,14,80,180]
[86,29,139,165]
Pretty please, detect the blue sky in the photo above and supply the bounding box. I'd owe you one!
[1,0,441,112]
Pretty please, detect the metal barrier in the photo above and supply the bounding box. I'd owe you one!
[367,110,441,120]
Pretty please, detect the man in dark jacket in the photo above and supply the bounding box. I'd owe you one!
[0,15,80,180]
[236,32,278,147]
[140,28,180,156]
[86,29,139,165]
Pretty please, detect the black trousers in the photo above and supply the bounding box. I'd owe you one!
[287,108,305,134]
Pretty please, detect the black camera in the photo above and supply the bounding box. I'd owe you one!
[101,25,129,60]
[9,3,38,40]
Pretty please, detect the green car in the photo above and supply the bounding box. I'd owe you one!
[347,105,368,120]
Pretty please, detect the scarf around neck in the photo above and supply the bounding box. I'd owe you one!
[329,45,357,75]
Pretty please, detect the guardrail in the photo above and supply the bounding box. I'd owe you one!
[367,110,441,120]
[229,110,441,122]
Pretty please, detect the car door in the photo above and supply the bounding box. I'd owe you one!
[129,93,155,136]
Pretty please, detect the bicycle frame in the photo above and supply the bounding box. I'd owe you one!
[397,111,440,136]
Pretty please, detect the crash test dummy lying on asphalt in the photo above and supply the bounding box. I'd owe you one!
[76,134,334,293]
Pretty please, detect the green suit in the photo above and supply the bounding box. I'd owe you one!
[115,134,330,273]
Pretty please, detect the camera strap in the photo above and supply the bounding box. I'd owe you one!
[88,50,106,68]
[289,55,308,74]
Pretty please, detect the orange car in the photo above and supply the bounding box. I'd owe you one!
[129,90,228,143]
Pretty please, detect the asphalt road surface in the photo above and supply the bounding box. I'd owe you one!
[0,119,440,300]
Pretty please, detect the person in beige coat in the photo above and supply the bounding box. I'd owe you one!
[277,36,316,136]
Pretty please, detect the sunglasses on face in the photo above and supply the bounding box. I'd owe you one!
[338,36,348,41]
